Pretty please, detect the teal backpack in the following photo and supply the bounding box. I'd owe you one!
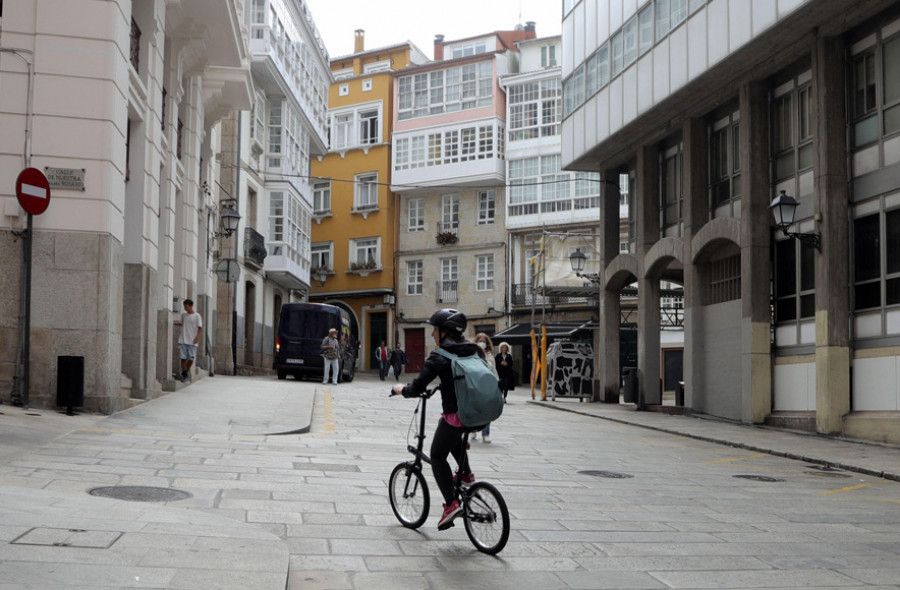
[435,349,504,428]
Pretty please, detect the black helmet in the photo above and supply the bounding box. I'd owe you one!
[427,308,467,333]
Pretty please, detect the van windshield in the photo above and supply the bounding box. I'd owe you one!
[281,308,334,340]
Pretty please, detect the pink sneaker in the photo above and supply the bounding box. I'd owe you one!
[437,500,462,530]
[453,473,475,486]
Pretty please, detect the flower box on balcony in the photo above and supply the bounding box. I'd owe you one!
[436,231,458,245]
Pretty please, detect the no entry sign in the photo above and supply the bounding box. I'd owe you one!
[16,167,51,215]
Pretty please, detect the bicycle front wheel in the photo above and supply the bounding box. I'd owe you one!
[463,481,510,554]
[388,462,430,529]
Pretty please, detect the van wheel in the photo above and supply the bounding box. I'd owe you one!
[277,369,286,380]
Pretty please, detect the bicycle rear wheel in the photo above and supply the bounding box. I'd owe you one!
[388,462,430,529]
[463,481,510,554]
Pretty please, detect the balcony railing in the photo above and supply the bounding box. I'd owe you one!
[243,227,268,268]
[130,19,141,72]
[511,283,592,307]
[437,280,458,303]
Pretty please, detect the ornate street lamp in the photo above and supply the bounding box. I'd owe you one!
[769,190,820,251]
[569,247,601,284]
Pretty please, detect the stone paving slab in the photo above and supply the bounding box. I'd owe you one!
[0,485,288,589]
[532,399,900,481]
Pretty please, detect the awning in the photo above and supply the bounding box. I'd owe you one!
[491,322,595,346]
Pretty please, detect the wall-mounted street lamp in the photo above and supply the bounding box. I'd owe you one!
[214,198,241,238]
[569,248,602,284]
[769,190,820,251]
[312,268,328,287]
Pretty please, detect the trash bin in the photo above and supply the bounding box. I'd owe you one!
[675,381,685,406]
[57,355,85,415]
[621,367,638,404]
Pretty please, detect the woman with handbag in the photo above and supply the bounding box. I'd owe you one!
[495,341,513,404]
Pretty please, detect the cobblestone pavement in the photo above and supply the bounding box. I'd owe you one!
[2,373,900,589]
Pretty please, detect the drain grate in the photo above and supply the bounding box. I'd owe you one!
[733,474,785,482]
[804,470,851,478]
[88,486,192,502]
[578,470,634,479]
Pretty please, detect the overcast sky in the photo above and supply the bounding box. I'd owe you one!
[304,0,563,59]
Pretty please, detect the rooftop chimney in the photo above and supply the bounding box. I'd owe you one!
[525,21,536,39]
[354,29,365,53]
[434,34,444,60]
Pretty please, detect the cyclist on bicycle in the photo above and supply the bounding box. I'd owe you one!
[391,308,482,530]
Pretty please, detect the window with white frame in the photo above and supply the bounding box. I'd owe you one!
[478,190,495,224]
[509,79,561,140]
[398,61,493,120]
[328,104,381,151]
[364,60,391,73]
[440,258,459,302]
[362,79,373,92]
[407,260,423,295]
[339,83,349,96]
[508,155,599,216]
[268,99,282,168]
[311,242,333,271]
[354,172,378,210]
[451,41,487,58]
[268,190,311,267]
[251,90,266,145]
[476,254,494,291]
[350,237,380,268]
[393,124,502,170]
[772,75,813,180]
[408,197,424,231]
[441,194,459,230]
[541,44,557,67]
[313,181,331,215]
[359,109,379,144]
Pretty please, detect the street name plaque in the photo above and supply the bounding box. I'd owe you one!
[44,167,86,191]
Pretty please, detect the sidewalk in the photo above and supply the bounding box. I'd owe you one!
[531,397,900,482]
[0,376,316,590]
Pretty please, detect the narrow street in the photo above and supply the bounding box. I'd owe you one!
[2,373,900,589]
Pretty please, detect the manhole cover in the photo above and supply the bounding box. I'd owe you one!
[733,474,785,482]
[804,470,851,478]
[88,486,192,502]
[578,470,634,479]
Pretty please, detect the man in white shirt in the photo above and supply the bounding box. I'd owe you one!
[175,299,203,383]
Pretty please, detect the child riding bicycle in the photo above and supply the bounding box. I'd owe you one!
[391,308,483,530]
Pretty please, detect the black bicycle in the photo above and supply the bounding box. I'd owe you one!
[388,387,510,554]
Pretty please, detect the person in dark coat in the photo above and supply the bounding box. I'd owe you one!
[495,341,514,403]
[389,343,409,381]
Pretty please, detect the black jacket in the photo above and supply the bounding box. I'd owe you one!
[401,339,481,416]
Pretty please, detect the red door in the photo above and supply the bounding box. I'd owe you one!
[405,328,425,373]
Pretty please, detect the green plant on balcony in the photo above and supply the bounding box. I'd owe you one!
[436,231,458,245]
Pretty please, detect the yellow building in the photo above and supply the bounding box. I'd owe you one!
[310,31,428,372]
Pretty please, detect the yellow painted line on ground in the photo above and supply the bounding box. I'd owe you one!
[318,388,335,435]
[705,453,768,464]
[819,483,874,495]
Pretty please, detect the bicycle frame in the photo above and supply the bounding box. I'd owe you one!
[404,389,471,500]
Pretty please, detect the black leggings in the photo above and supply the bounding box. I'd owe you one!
[431,417,470,505]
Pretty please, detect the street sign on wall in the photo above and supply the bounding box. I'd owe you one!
[15,167,51,215]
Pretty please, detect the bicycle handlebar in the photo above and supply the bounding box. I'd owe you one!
[389,386,439,399]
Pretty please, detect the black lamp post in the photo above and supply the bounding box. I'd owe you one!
[569,247,601,284]
[769,190,820,251]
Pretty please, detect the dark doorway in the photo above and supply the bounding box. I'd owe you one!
[244,282,256,366]
[405,328,425,373]
[369,311,387,371]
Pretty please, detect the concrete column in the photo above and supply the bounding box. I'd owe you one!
[739,81,773,423]
[813,35,851,434]
[597,169,622,402]
[636,146,661,405]
[682,118,707,408]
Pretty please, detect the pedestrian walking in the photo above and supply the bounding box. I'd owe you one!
[321,328,340,385]
[470,332,498,443]
[376,340,389,380]
[174,299,202,383]
[495,341,514,403]
[389,343,409,381]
